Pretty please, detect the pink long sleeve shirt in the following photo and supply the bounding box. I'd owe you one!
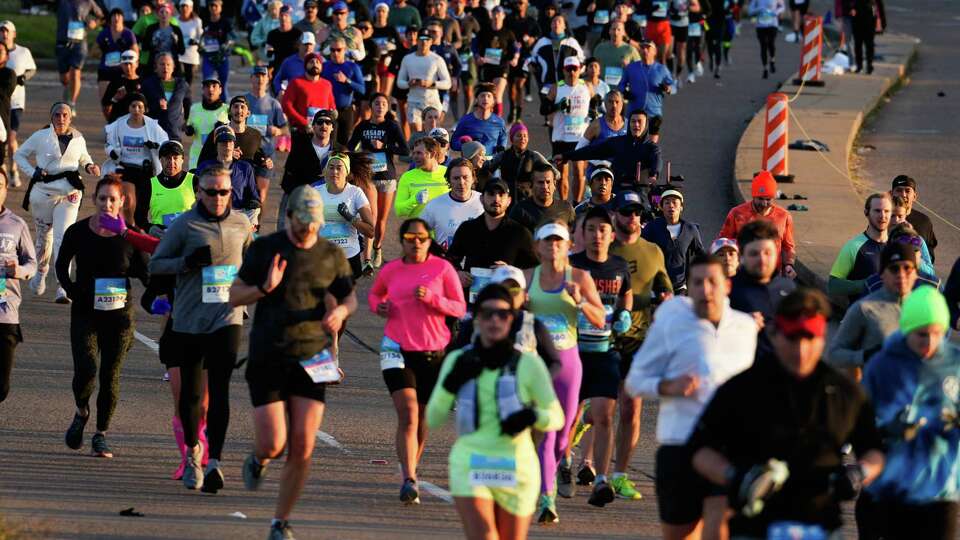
[368,254,467,351]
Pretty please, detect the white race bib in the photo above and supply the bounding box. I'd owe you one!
[604,66,623,86]
[469,454,517,487]
[67,20,86,41]
[201,265,237,304]
[537,313,576,350]
[652,1,668,17]
[94,278,127,311]
[307,106,322,121]
[459,52,471,66]
[563,115,587,136]
[248,113,268,132]
[320,222,352,247]
[484,48,503,65]
[371,152,388,173]
[299,349,339,383]
[105,51,122,67]
[593,9,610,24]
[758,11,777,26]
[468,267,493,304]
[202,36,221,53]
[688,22,703,37]
[632,14,648,26]
[379,336,404,370]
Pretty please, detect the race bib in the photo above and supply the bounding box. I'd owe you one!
[374,37,388,51]
[484,48,503,65]
[563,115,587,136]
[688,22,703,37]
[307,106,322,121]
[162,212,183,227]
[632,14,647,26]
[577,305,612,352]
[768,522,827,540]
[94,278,127,311]
[396,25,407,36]
[593,9,610,24]
[371,152,388,173]
[347,10,356,24]
[0,277,6,305]
[469,454,517,487]
[202,36,221,53]
[652,1,668,17]
[105,51,122,67]
[248,114,268,133]
[300,349,339,383]
[320,222,352,247]
[537,313,576,350]
[201,265,237,304]
[604,66,623,86]
[123,135,144,149]
[459,52,471,66]
[379,336,404,370]
[468,267,493,304]
[758,10,777,26]
[67,20,86,41]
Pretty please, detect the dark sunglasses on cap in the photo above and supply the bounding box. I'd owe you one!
[201,188,231,197]
[477,307,513,321]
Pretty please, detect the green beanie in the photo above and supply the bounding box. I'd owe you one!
[900,286,950,334]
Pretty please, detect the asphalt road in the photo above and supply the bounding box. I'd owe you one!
[857,0,960,277]
[0,12,812,539]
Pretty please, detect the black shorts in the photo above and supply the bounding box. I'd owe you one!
[348,253,362,278]
[671,25,689,43]
[158,318,186,368]
[579,350,621,400]
[789,0,810,14]
[648,115,663,135]
[9,109,22,132]
[246,358,327,407]
[98,67,119,82]
[480,64,508,82]
[382,350,445,403]
[552,140,577,156]
[655,445,723,525]
[618,341,643,379]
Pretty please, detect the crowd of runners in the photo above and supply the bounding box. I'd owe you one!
[0,0,953,539]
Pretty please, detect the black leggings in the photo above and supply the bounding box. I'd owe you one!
[856,491,958,540]
[852,17,876,70]
[706,28,724,70]
[336,105,356,147]
[178,325,241,460]
[0,323,22,403]
[756,27,778,67]
[71,309,135,432]
[686,36,702,73]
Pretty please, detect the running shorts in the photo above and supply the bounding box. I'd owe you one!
[158,318,186,368]
[382,349,445,403]
[447,442,542,517]
[789,0,809,14]
[374,178,398,193]
[670,24,688,43]
[551,140,577,156]
[9,109,22,132]
[648,115,663,135]
[655,444,723,524]
[55,41,87,73]
[646,20,673,49]
[246,357,327,407]
[579,350,621,400]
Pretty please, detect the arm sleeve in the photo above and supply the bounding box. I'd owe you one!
[13,131,38,177]
[826,304,868,368]
[520,353,565,432]
[423,262,467,318]
[124,229,161,254]
[367,265,390,314]
[348,64,367,94]
[396,56,410,90]
[920,241,935,276]
[393,174,418,218]
[563,137,615,161]
[624,311,671,398]
[425,350,460,429]
[389,122,410,156]
[15,221,37,280]
[148,219,188,275]
[449,117,468,151]
[433,57,452,91]
[829,240,857,279]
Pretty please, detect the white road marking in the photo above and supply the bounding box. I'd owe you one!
[134,331,160,353]
[419,481,453,503]
[316,430,350,454]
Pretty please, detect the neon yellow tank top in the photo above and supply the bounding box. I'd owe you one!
[149,172,196,227]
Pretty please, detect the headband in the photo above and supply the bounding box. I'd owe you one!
[774,314,827,339]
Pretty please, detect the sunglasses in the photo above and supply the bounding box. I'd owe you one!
[564,66,579,72]
[403,232,430,243]
[330,48,344,52]
[477,307,513,321]
[618,207,642,217]
[895,236,923,248]
[314,119,334,125]
[202,188,231,197]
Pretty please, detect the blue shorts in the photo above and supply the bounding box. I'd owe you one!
[9,109,22,132]
[56,41,87,73]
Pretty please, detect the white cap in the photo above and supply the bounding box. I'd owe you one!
[710,238,739,254]
[120,50,138,64]
[660,189,683,203]
[535,222,571,242]
[428,127,449,142]
[179,0,193,6]
[0,20,16,32]
[301,31,316,44]
[490,265,526,289]
[374,1,389,11]
[563,56,581,68]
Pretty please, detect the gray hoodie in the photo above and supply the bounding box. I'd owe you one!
[0,207,37,325]
[149,205,252,334]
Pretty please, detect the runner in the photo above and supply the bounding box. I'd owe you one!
[419,158,483,251]
[185,76,229,170]
[544,56,592,202]
[641,189,705,294]
[575,90,627,181]
[149,165,253,492]
[890,175,937,262]
[619,39,673,144]
[176,0,202,87]
[785,0,808,43]
[746,0,784,79]
[15,102,100,302]
[847,0,885,74]
[279,109,345,230]
[529,15,585,100]
[450,83,508,159]
[524,222,605,524]
[313,153,374,278]
[93,10,136,100]
[279,53,336,134]
[397,29,452,135]
[569,207,632,507]
[592,22,641,86]
[58,175,149,458]
[321,37,365,145]
[369,218,466,504]
[509,163,575,233]
[142,53,190,143]
[481,122,553,203]
[101,50,144,123]
[229,184,357,540]
[426,283,564,540]
[395,136,449,218]
[828,192,891,303]
[56,0,103,111]
[710,237,739,278]
[273,32,315,96]
[1,20,36,188]
[199,0,235,94]
[718,171,797,278]
[704,0,728,78]
[626,253,757,538]
[668,0,691,88]
[641,0,673,65]
[0,168,36,404]
[245,66,289,208]
[685,3,705,84]
[472,5,518,118]
[573,167,616,218]
[858,286,957,540]
[200,126,262,226]
[689,288,885,538]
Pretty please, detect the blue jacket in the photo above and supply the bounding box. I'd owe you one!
[618,60,674,117]
[321,60,366,108]
[641,217,705,291]
[864,333,960,503]
[197,158,260,209]
[561,133,661,191]
[142,75,190,142]
[450,112,508,156]
[273,53,306,95]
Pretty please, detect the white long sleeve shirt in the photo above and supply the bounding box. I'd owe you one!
[14,126,94,179]
[396,51,451,106]
[625,296,757,445]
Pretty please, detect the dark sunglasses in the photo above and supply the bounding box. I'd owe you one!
[895,235,923,248]
[564,66,579,72]
[202,188,231,197]
[330,48,344,52]
[618,207,642,217]
[477,307,513,321]
[313,119,334,125]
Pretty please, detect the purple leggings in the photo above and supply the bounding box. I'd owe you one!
[538,346,583,494]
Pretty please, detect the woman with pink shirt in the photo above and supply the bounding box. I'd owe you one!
[369,218,467,505]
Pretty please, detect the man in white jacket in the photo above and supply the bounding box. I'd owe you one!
[626,253,757,540]
[14,102,100,302]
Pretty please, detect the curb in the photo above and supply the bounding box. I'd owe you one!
[731,32,921,298]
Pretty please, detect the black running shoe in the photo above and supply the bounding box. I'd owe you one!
[65,412,89,450]
[201,464,225,494]
[399,478,420,505]
[577,463,596,486]
[91,433,113,458]
[268,521,296,540]
[588,480,615,507]
[557,463,575,498]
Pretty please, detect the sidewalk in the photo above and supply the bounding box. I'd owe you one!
[733,32,920,293]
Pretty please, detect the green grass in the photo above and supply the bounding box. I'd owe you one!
[0,7,101,59]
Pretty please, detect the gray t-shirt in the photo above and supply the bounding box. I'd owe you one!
[0,208,37,325]
[244,92,287,157]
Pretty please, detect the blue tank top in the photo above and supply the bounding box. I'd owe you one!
[598,117,627,141]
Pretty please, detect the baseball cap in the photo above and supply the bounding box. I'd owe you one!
[120,50,138,64]
[159,140,185,157]
[279,4,292,14]
[614,190,643,211]
[483,178,510,195]
[660,189,683,203]
[229,95,248,107]
[418,28,432,40]
[590,167,613,181]
[301,31,316,44]
[583,206,613,227]
[535,222,571,242]
[374,1,389,10]
[202,74,222,85]
[881,242,918,270]
[429,127,449,145]
[461,141,485,160]
[752,170,777,198]
[304,52,322,64]
[288,185,325,224]
[178,0,193,6]
[215,126,236,143]
[490,265,526,290]
[304,0,318,6]
[0,21,15,33]
[492,4,505,13]
[251,65,269,75]
[900,286,949,334]
[563,56,581,68]
[710,238,739,255]
[891,174,917,191]
[313,108,338,124]
[331,1,348,12]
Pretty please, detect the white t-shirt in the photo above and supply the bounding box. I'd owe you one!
[317,183,369,258]
[667,223,681,240]
[118,123,149,164]
[420,191,484,250]
[7,45,37,111]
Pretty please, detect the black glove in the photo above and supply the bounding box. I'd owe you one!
[337,202,355,223]
[189,39,199,46]
[184,125,196,137]
[442,352,483,394]
[31,168,45,182]
[829,463,864,501]
[727,459,790,518]
[558,97,571,113]
[501,407,537,436]
[142,159,153,171]
[244,198,262,210]
[863,344,882,364]
[109,149,120,160]
[16,75,24,86]
[144,140,160,149]
[184,245,213,269]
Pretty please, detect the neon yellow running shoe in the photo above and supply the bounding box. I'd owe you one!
[611,475,643,500]
[571,420,592,449]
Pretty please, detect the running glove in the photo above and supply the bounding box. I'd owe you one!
[442,353,483,394]
[501,407,537,436]
[727,459,790,518]
[184,245,213,269]
[144,141,160,150]
[828,463,864,501]
[184,125,196,137]
[613,310,631,334]
[31,168,45,182]
[150,297,172,315]
[337,202,355,223]
[110,150,120,160]
[99,213,127,235]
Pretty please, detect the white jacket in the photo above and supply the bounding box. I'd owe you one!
[625,296,758,445]
[748,0,785,28]
[14,125,94,179]
[102,114,169,176]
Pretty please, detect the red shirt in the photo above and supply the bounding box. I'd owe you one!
[280,76,336,129]
[717,201,796,267]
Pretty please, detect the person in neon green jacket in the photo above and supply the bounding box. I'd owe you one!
[426,284,564,537]
[395,136,448,218]
[185,77,229,169]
